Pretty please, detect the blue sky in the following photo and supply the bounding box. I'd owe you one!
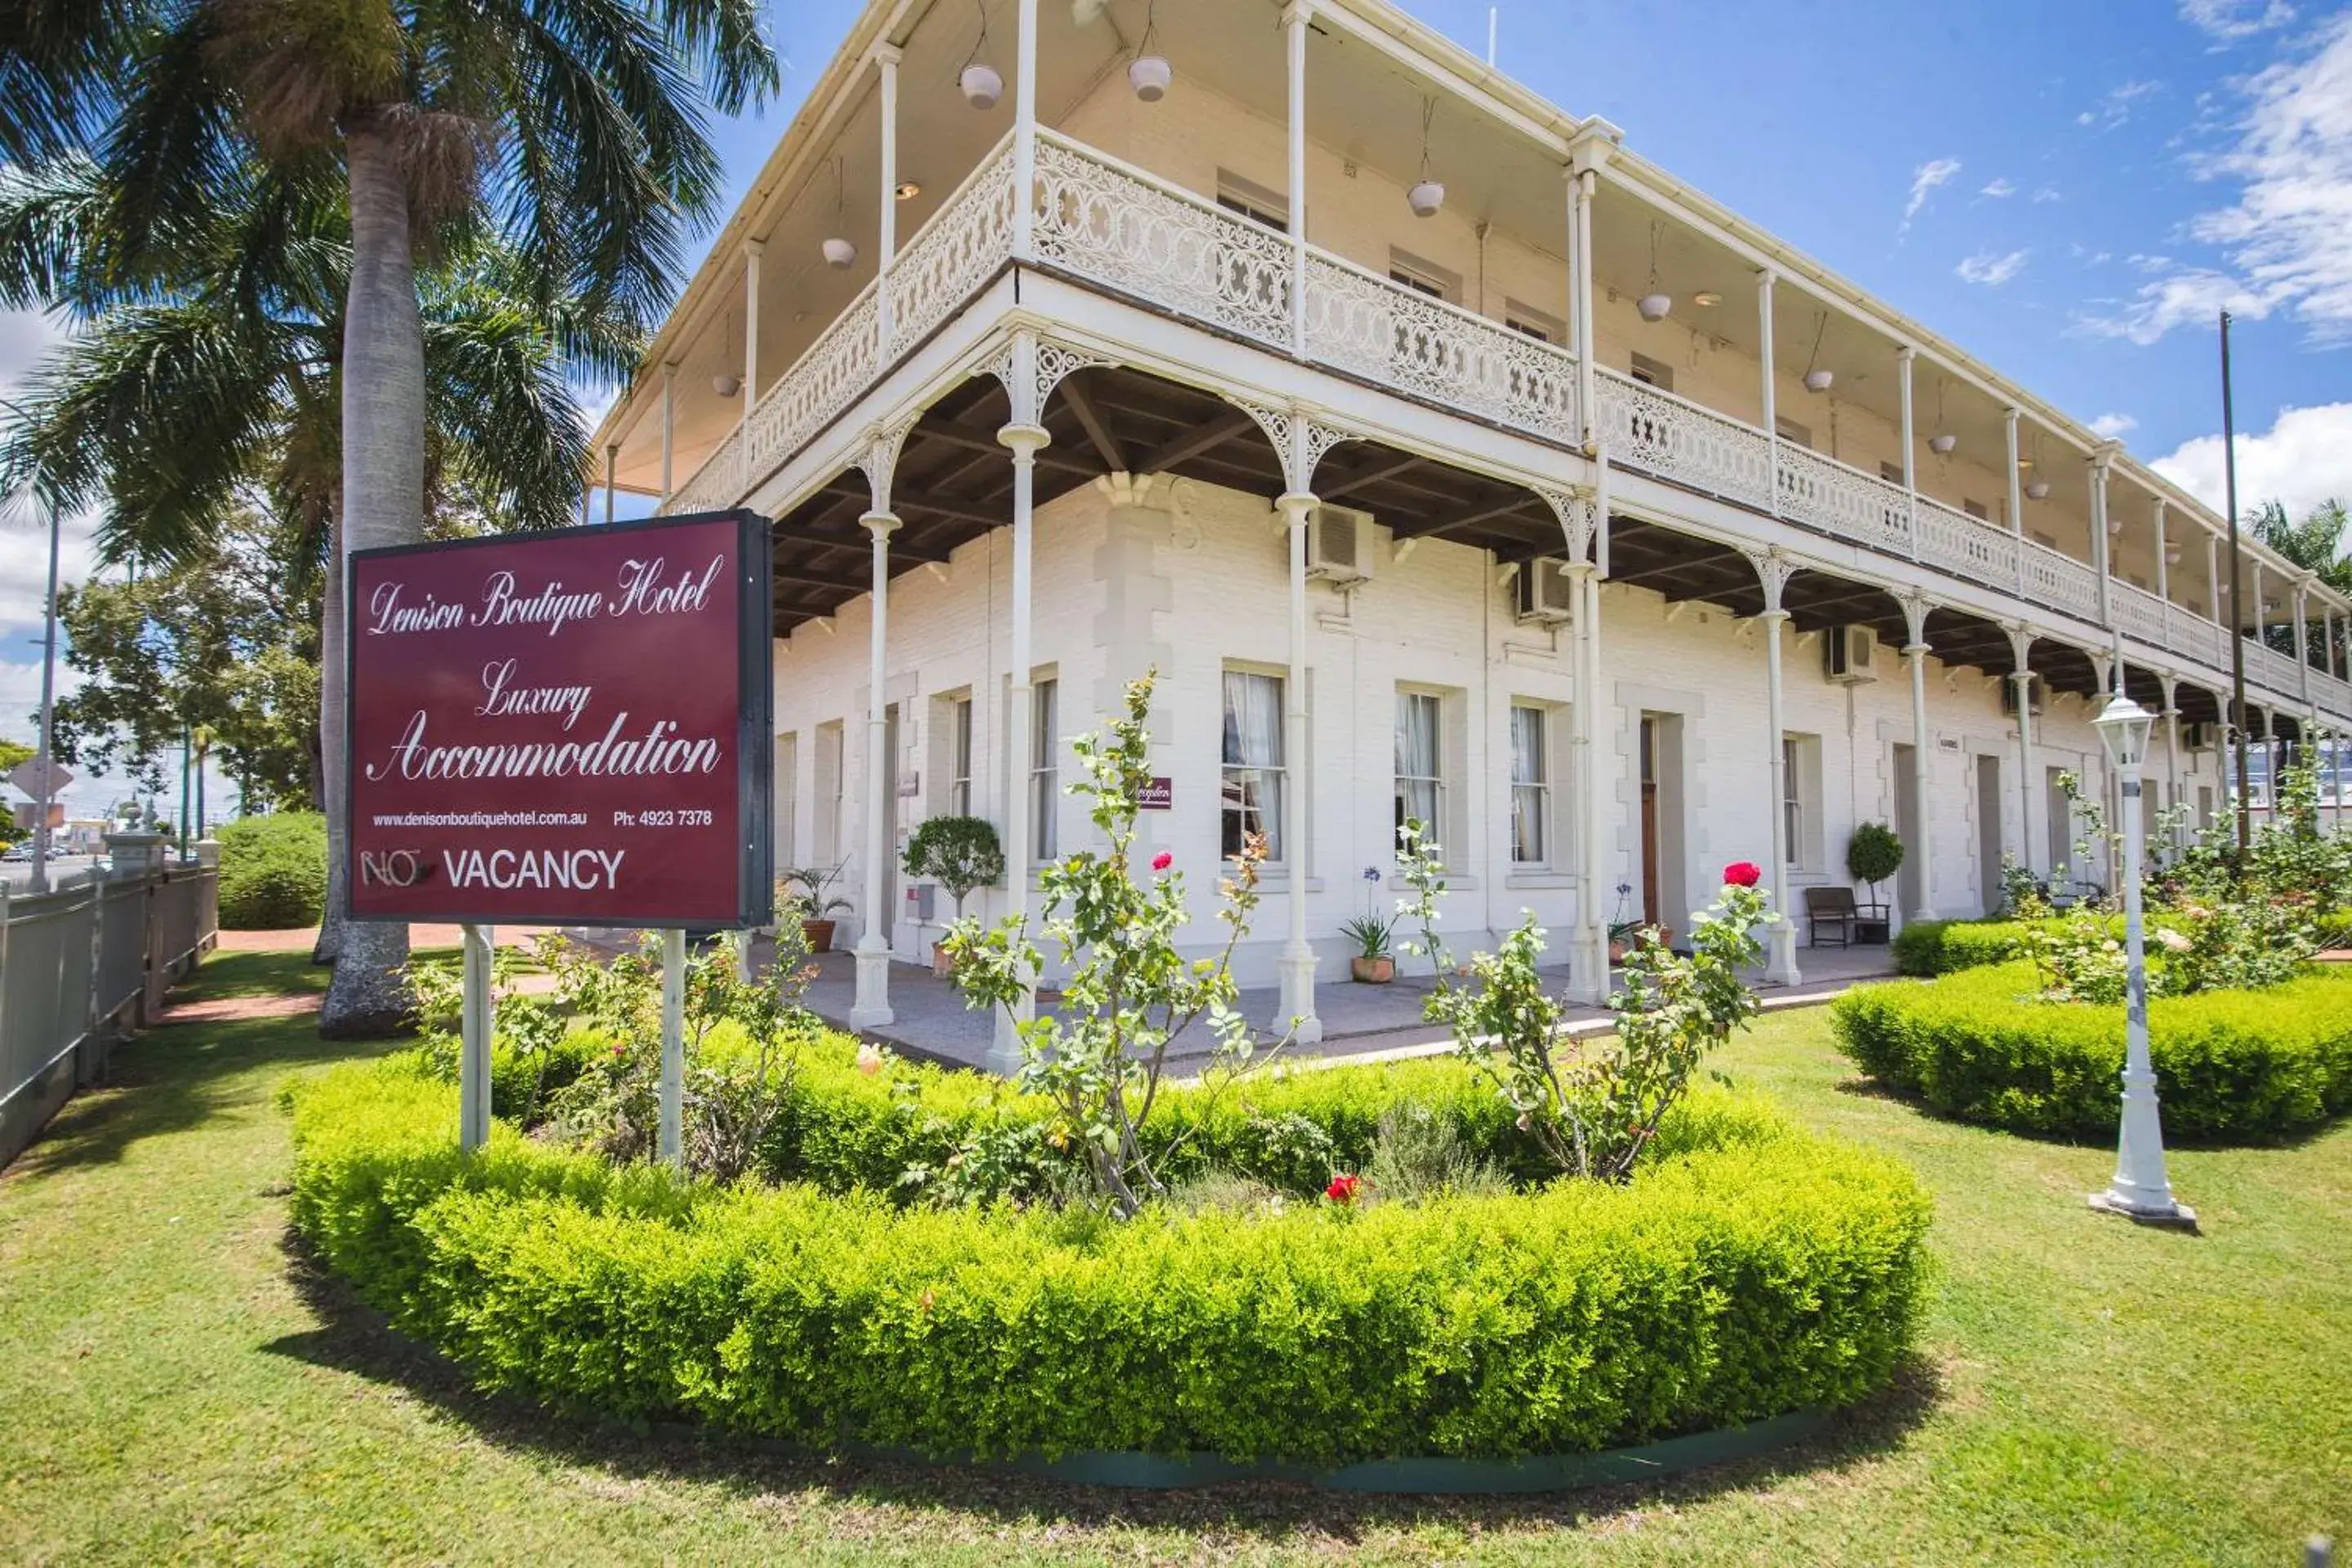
[3,0,2348,815]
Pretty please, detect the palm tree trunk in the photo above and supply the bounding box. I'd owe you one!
[318,120,421,1038]
[312,495,347,966]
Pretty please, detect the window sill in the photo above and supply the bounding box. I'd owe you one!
[1504,871,1576,890]
[1388,872,1478,893]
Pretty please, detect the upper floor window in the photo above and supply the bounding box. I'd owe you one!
[1221,669,1285,862]
[1388,247,1459,304]
[1629,351,1674,392]
[1879,460,1907,485]
[1216,170,1288,232]
[1504,299,1565,345]
[1964,498,1989,521]
[1775,415,1812,449]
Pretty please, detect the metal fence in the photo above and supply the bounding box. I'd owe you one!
[0,860,220,1170]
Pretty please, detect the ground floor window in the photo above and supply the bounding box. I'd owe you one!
[1221,669,1284,861]
[950,697,973,817]
[1031,680,1058,861]
[1509,704,1550,865]
[1395,691,1444,844]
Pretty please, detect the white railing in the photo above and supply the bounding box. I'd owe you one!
[743,285,880,485]
[1917,495,2020,586]
[1778,443,1913,557]
[1303,250,1581,446]
[2112,578,2170,647]
[672,426,743,514]
[2247,639,2305,695]
[2168,612,2225,669]
[1034,132,1294,351]
[1592,368,1771,511]
[2021,537,2104,623]
[888,141,1018,351]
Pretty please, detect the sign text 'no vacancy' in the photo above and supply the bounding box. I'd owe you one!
[345,512,773,929]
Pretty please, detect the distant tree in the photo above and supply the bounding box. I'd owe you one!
[0,737,32,848]
[2247,497,2350,665]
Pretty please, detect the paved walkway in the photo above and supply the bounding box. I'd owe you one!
[781,938,1900,1071]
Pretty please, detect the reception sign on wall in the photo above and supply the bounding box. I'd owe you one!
[345,511,773,928]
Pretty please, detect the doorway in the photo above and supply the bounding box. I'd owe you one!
[1639,717,1660,929]
[1976,754,2003,915]
[1893,743,1922,920]
[1637,715,1689,942]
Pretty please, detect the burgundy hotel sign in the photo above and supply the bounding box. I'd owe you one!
[345,512,773,928]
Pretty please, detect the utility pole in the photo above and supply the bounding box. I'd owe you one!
[29,492,61,893]
[2221,310,2251,859]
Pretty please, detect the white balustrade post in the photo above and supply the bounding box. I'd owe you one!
[1896,346,1918,557]
[1277,486,1323,1040]
[1758,268,1779,517]
[2090,449,2114,630]
[875,43,901,354]
[2207,532,2222,634]
[2252,560,2267,650]
[2154,498,2171,645]
[988,408,1049,1075]
[1566,124,1613,451]
[1902,595,1935,924]
[742,239,764,477]
[2005,408,2025,595]
[2295,580,2313,702]
[2161,675,2183,853]
[1283,1,1311,358]
[659,361,675,504]
[850,510,899,1029]
[1011,0,1037,262]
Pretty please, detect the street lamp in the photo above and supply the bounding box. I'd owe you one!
[2087,691,2198,1228]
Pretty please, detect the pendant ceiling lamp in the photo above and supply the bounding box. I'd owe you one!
[1929,380,1958,454]
[1127,0,1170,100]
[1637,220,1671,321]
[712,373,741,398]
[822,158,857,270]
[2024,433,2050,499]
[1408,98,1445,217]
[1802,312,1833,392]
[960,0,1002,107]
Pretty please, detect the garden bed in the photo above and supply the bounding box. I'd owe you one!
[286,1038,1931,1471]
[1831,960,2352,1140]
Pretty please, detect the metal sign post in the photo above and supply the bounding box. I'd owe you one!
[659,929,687,1165]
[459,924,494,1152]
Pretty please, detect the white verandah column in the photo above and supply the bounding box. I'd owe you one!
[1283,1,1310,356]
[2005,407,2025,596]
[1896,346,1917,556]
[1745,547,1802,986]
[1900,593,1935,924]
[986,354,1049,1074]
[1758,269,1779,515]
[2007,625,2041,882]
[659,361,675,504]
[850,505,900,1028]
[1541,479,1608,1003]
[875,42,901,354]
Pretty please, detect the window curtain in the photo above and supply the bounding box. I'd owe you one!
[1222,671,1284,856]
[1510,706,1545,863]
[1395,693,1440,834]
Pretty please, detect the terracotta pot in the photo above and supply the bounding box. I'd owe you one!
[1351,955,1395,984]
[1608,937,1630,964]
[932,941,956,980]
[803,919,836,954]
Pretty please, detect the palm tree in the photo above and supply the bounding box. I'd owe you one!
[23,0,775,1034]
[2249,498,2351,665]
[2,152,637,972]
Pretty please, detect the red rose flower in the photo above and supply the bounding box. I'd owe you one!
[1325,1174,1362,1205]
[1723,860,1762,888]
[1152,850,1174,872]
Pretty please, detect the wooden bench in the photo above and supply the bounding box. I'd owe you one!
[1803,886,1858,948]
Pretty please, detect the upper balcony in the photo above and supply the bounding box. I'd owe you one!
[600,0,2352,725]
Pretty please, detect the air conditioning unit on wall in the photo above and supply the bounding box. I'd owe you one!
[1516,558,1576,624]
[2000,675,2046,719]
[1824,624,1878,684]
[2182,720,2216,752]
[1306,504,1374,584]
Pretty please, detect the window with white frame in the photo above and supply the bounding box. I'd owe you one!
[1387,247,1459,303]
[815,720,844,865]
[1504,299,1565,344]
[1221,669,1285,861]
[950,697,973,816]
[1509,704,1551,865]
[1782,736,1803,864]
[1774,414,1812,449]
[1628,351,1674,392]
[1395,691,1444,843]
[1215,170,1288,232]
[1030,679,1058,861]
[773,732,798,870]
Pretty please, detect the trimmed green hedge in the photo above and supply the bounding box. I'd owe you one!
[1832,961,2352,1139]
[290,1048,1933,1463]
[216,812,327,929]
[1890,919,2032,977]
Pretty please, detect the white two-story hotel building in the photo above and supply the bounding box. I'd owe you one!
[589,0,2352,1063]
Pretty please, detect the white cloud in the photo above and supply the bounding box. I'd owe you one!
[2032,185,2065,203]
[2090,412,2140,439]
[1956,248,2031,285]
[1980,176,2017,198]
[2180,0,2296,43]
[1900,157,1962,233]
[2152,401,2352,520]
[2082,12,2352,345]
[2078,79,2164,130]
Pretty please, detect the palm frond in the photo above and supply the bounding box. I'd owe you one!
[0,0,143,164]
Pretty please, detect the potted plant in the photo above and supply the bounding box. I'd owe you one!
[902,816,1005,977]
[1846,822,1904,942]
[778,865,853,954]
[1341,914,1395,983]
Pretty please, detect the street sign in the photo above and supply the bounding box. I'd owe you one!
[7,757,71,797]
[345,510,774,928]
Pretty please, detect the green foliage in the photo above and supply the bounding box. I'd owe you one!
[214,811,327,929]
[899,815,1004,918]
[1831,960,2352,1139]
[1339,913,1393,960]
[1400,822,1766,1182]
[945,673,1269,1217]
[1846,822,1904,892]
[286,1058,1932,1463]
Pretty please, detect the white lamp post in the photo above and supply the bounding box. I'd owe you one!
[2087,691,2197,1228]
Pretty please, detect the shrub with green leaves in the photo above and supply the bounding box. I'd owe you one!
[1832,960,2352,1139]
[215,812,327,929]
[287,1054,1932,1463]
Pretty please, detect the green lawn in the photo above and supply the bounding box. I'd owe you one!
[1,951,2345,1566]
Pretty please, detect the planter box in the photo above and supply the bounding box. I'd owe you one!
[1350,955,1395,984]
